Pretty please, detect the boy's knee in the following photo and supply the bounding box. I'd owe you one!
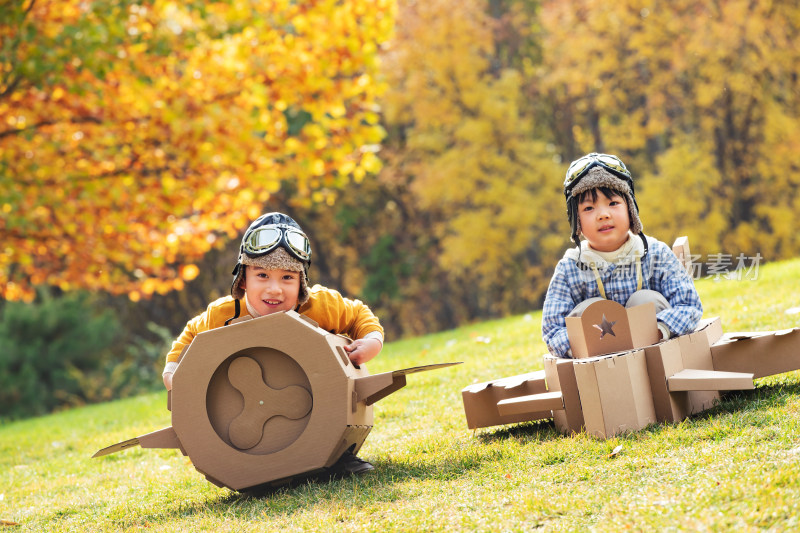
[568,297,605,317]
[625,289,670,313]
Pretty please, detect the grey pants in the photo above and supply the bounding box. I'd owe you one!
[568,289,671,318]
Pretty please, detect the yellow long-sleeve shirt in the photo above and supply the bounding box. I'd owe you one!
[164,284,384,365]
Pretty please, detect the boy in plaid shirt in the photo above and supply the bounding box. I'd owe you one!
[542,153,702,358]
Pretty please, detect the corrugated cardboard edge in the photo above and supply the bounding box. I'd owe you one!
[667,369,754,391]
[544,355,584,434]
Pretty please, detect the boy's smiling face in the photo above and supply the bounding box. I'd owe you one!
[241,266,301,315]
[578,188,631,252]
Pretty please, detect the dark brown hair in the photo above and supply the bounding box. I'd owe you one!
[577,186,627,205]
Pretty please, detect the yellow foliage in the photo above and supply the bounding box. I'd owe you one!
[539,0,800,262]
[379,0,565,297]
[180,264,200,281]
[1,0,395,299]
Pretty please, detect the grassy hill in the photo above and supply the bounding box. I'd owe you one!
[2,258,800,531]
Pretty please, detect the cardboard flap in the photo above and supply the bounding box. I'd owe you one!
[495,370,546,390]
[92,437,142,458]
[496,391,564,417]
[667,369,754,391]
[92,426,179,458]
[720,332,772,341]
[138,426,182,449]
[711,328,800,379]
[461,370,544,394]
[391,362,462,376]
[672,236,691,274]
[462,381,491,393]
[355,362,461,405]
[694,317,723,345]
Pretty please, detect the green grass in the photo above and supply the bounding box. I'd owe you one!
[2,258,800,532]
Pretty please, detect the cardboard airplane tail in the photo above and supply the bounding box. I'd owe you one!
[92,427,182,458]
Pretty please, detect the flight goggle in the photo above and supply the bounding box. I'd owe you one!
[242,224,311,262]
[564,153,632,193]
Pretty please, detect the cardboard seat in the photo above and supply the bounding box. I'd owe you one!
[566,300,659,358]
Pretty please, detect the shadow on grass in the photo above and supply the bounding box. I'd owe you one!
[90,433,538,524]
[236,377,800,500]
[679,373,800,424]
[473,418,560,444]
[70,374,800,526]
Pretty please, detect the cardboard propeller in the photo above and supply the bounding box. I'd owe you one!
[93,310,460,491]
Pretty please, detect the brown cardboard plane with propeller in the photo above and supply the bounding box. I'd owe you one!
[462,237,800,438]
[93,310,459,491]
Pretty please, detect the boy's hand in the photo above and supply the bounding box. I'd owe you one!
[344,337,382,366]
[163,372,173,391]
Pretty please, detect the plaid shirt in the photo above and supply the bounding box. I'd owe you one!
[542,235,703,358]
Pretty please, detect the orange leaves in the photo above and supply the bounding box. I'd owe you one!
[2,0,395,300]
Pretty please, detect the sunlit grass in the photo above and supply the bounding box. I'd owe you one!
[1,258,799,531]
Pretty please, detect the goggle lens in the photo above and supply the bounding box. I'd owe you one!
[242,225,311,261]
[286,229,311,258]
[245,227,282,252]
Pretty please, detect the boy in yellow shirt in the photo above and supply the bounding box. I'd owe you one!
[161,212,384,475]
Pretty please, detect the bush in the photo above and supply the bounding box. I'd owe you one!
[69,321,172,405]
[0,290,171,420]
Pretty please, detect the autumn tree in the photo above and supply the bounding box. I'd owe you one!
[1,0,394,301]
[537,0,800,261]
[285,0,565,336]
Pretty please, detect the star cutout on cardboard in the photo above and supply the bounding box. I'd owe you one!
[593,314,617,338]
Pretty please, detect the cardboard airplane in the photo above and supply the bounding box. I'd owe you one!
[462,238,800,438]
[93,310,459,491]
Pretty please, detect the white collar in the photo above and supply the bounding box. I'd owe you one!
[565,232,644,268]
[244,296,262,318]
